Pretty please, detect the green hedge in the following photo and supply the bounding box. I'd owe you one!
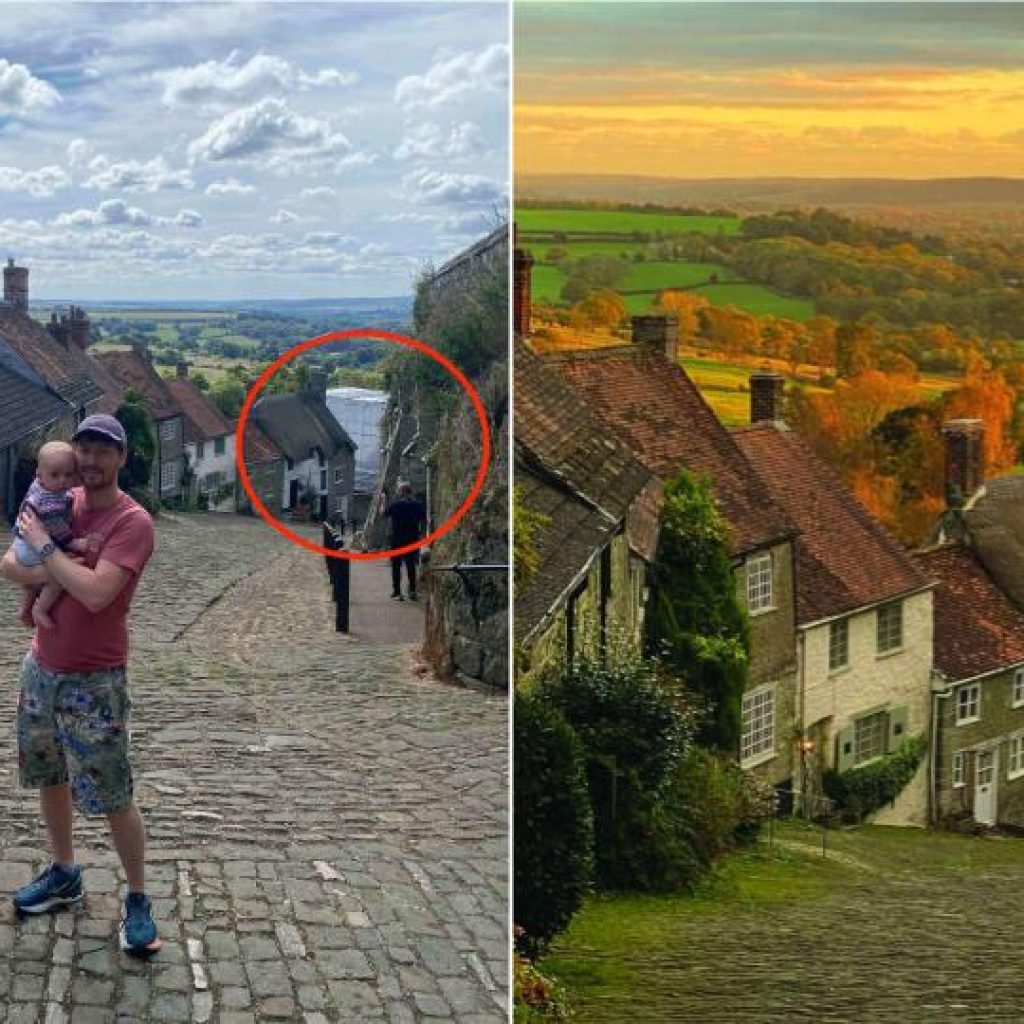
[514,692,593,956]
[823,736,927,824]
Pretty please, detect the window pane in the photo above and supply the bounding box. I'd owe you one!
[741,686,774,761]
[854,711,887,764]
[746,553,773,612]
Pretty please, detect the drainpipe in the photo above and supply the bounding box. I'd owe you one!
[796,627,807,817]
[930,675,955,826]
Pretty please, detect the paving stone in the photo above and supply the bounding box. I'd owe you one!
[219,987,252,1009]
[326,979,384,1017]
[148,992,190,1022]
[244,960,292,999]
[257,996,298,1019]
[316,948,375,980]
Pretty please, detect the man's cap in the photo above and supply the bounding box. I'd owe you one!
[72,413,127,448]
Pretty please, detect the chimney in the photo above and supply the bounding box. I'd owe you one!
[513,242,534,337]
[49,311,70,348]
[69,305,90,351]
[176,361,189,380]
[308,368,328,399]
[4,258,28,310]
[942,419,984,508]
[750,372,786,424]
[131,339,152,363]
[631,314,679,364]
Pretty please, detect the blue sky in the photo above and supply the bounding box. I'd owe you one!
[0,2,508,301]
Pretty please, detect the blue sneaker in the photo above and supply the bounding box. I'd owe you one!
[13,863,83,915]
[120,891,160,957]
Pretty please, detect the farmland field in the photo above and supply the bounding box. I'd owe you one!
[517,208,742,236]
[693,283,814,320]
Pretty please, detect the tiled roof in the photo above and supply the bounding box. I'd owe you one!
[0,363,69,447]
[515,458,618,643]
[915,544,1024,681]
[0,305,104,409]
[546,344,795,556]
[94,349,181,421]
[241,421,282,465]
[962,475,1024,612]
[734,422,930,624]
[250,391,355,463]
[166,377,233,442]
[515,340,656,527]
[82,355,126,415]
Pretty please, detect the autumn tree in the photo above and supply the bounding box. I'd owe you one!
[656,290,709,340]
[570,290,627,331]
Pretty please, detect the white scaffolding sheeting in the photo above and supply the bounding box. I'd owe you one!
[326,387,388,491]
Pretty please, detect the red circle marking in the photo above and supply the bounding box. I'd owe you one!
[234,328,491,561]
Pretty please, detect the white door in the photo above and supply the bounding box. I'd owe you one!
[974,749,998,825]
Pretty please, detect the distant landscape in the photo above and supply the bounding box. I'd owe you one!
[518,197,1024,544]
[37,295,412,418]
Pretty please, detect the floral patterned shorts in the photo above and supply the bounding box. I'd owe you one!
[16,653,134,815]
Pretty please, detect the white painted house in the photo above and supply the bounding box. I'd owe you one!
[736,412,935,826]
[167,366,236,512]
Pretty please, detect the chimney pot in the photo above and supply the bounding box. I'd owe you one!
[176,361,188,379]
[3,258,29,310]
[750,372,786,424]
[631,314,679,364]
[942,418,984,508]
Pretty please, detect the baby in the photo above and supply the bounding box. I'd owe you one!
[13,441,94,629]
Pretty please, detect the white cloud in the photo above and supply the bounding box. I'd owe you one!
[187,98,361,173]
[271,209,298,224]
[403,168,505,207]
[0,165,71,198]
[394,121,484,160]
[159,51,357,106]
[395,44,507,110]
[55,200,203,229]
[302,231,344,245]
[205,178,257,196]
[300,186,337,200]
[83,155,193,192]
[57,200,153,228]
[0,59,61,116]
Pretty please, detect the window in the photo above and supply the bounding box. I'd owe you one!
[214,437,225,456]
[829,619,849,672]
[320,469,328,491]
[1009,736,1024,779]
[854,710,888,765]
[746,552,773,613]
[334,468,344,485]
[160,460,177,492]
[196,439,205,460]
[1014,668,1024,708]
[201,471,223,494]
[159,419,176,442]
[952,751,965,788]
[876,602,903,654]
[956,684,980,725]
[741,684,775,764]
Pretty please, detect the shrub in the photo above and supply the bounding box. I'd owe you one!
[541,649,697,891]
[823,735,927,824]
[514,944,570,1022]
[514,692,593,956]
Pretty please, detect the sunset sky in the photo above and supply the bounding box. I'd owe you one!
[516,2,1024,179]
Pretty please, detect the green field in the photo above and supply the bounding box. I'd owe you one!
[517,208,742,237]
[693,282,814,320]
[91,308,233,322]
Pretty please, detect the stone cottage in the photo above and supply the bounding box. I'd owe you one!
[734,375,935,825]
[515,338,661,688]
[94,347,185,502]
[539,315,801,789]
[167,364,236,512]
[249,373,356,522]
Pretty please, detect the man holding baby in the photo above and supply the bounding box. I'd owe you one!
[1,413,161,956]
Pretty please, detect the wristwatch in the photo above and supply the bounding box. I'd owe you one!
[38,541,56,561]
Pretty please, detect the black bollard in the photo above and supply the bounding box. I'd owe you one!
[322,521,350,634]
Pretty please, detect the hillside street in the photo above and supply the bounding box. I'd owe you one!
[0,512,508,1024]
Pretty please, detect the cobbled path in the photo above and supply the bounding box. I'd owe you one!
[0,513,508,1024]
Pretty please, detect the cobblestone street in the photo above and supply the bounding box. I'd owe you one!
[0,513,509,1024]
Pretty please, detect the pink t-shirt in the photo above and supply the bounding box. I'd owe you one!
[33,488,155,672]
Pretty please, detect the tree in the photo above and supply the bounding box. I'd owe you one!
[569,290,626,331]
[643,472,749,753]
[210,379,247,419]
[559,255,629,304]
[115,397,156,493]
[657,290,709,340]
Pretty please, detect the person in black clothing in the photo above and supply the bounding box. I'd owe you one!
[384,481,426,600]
